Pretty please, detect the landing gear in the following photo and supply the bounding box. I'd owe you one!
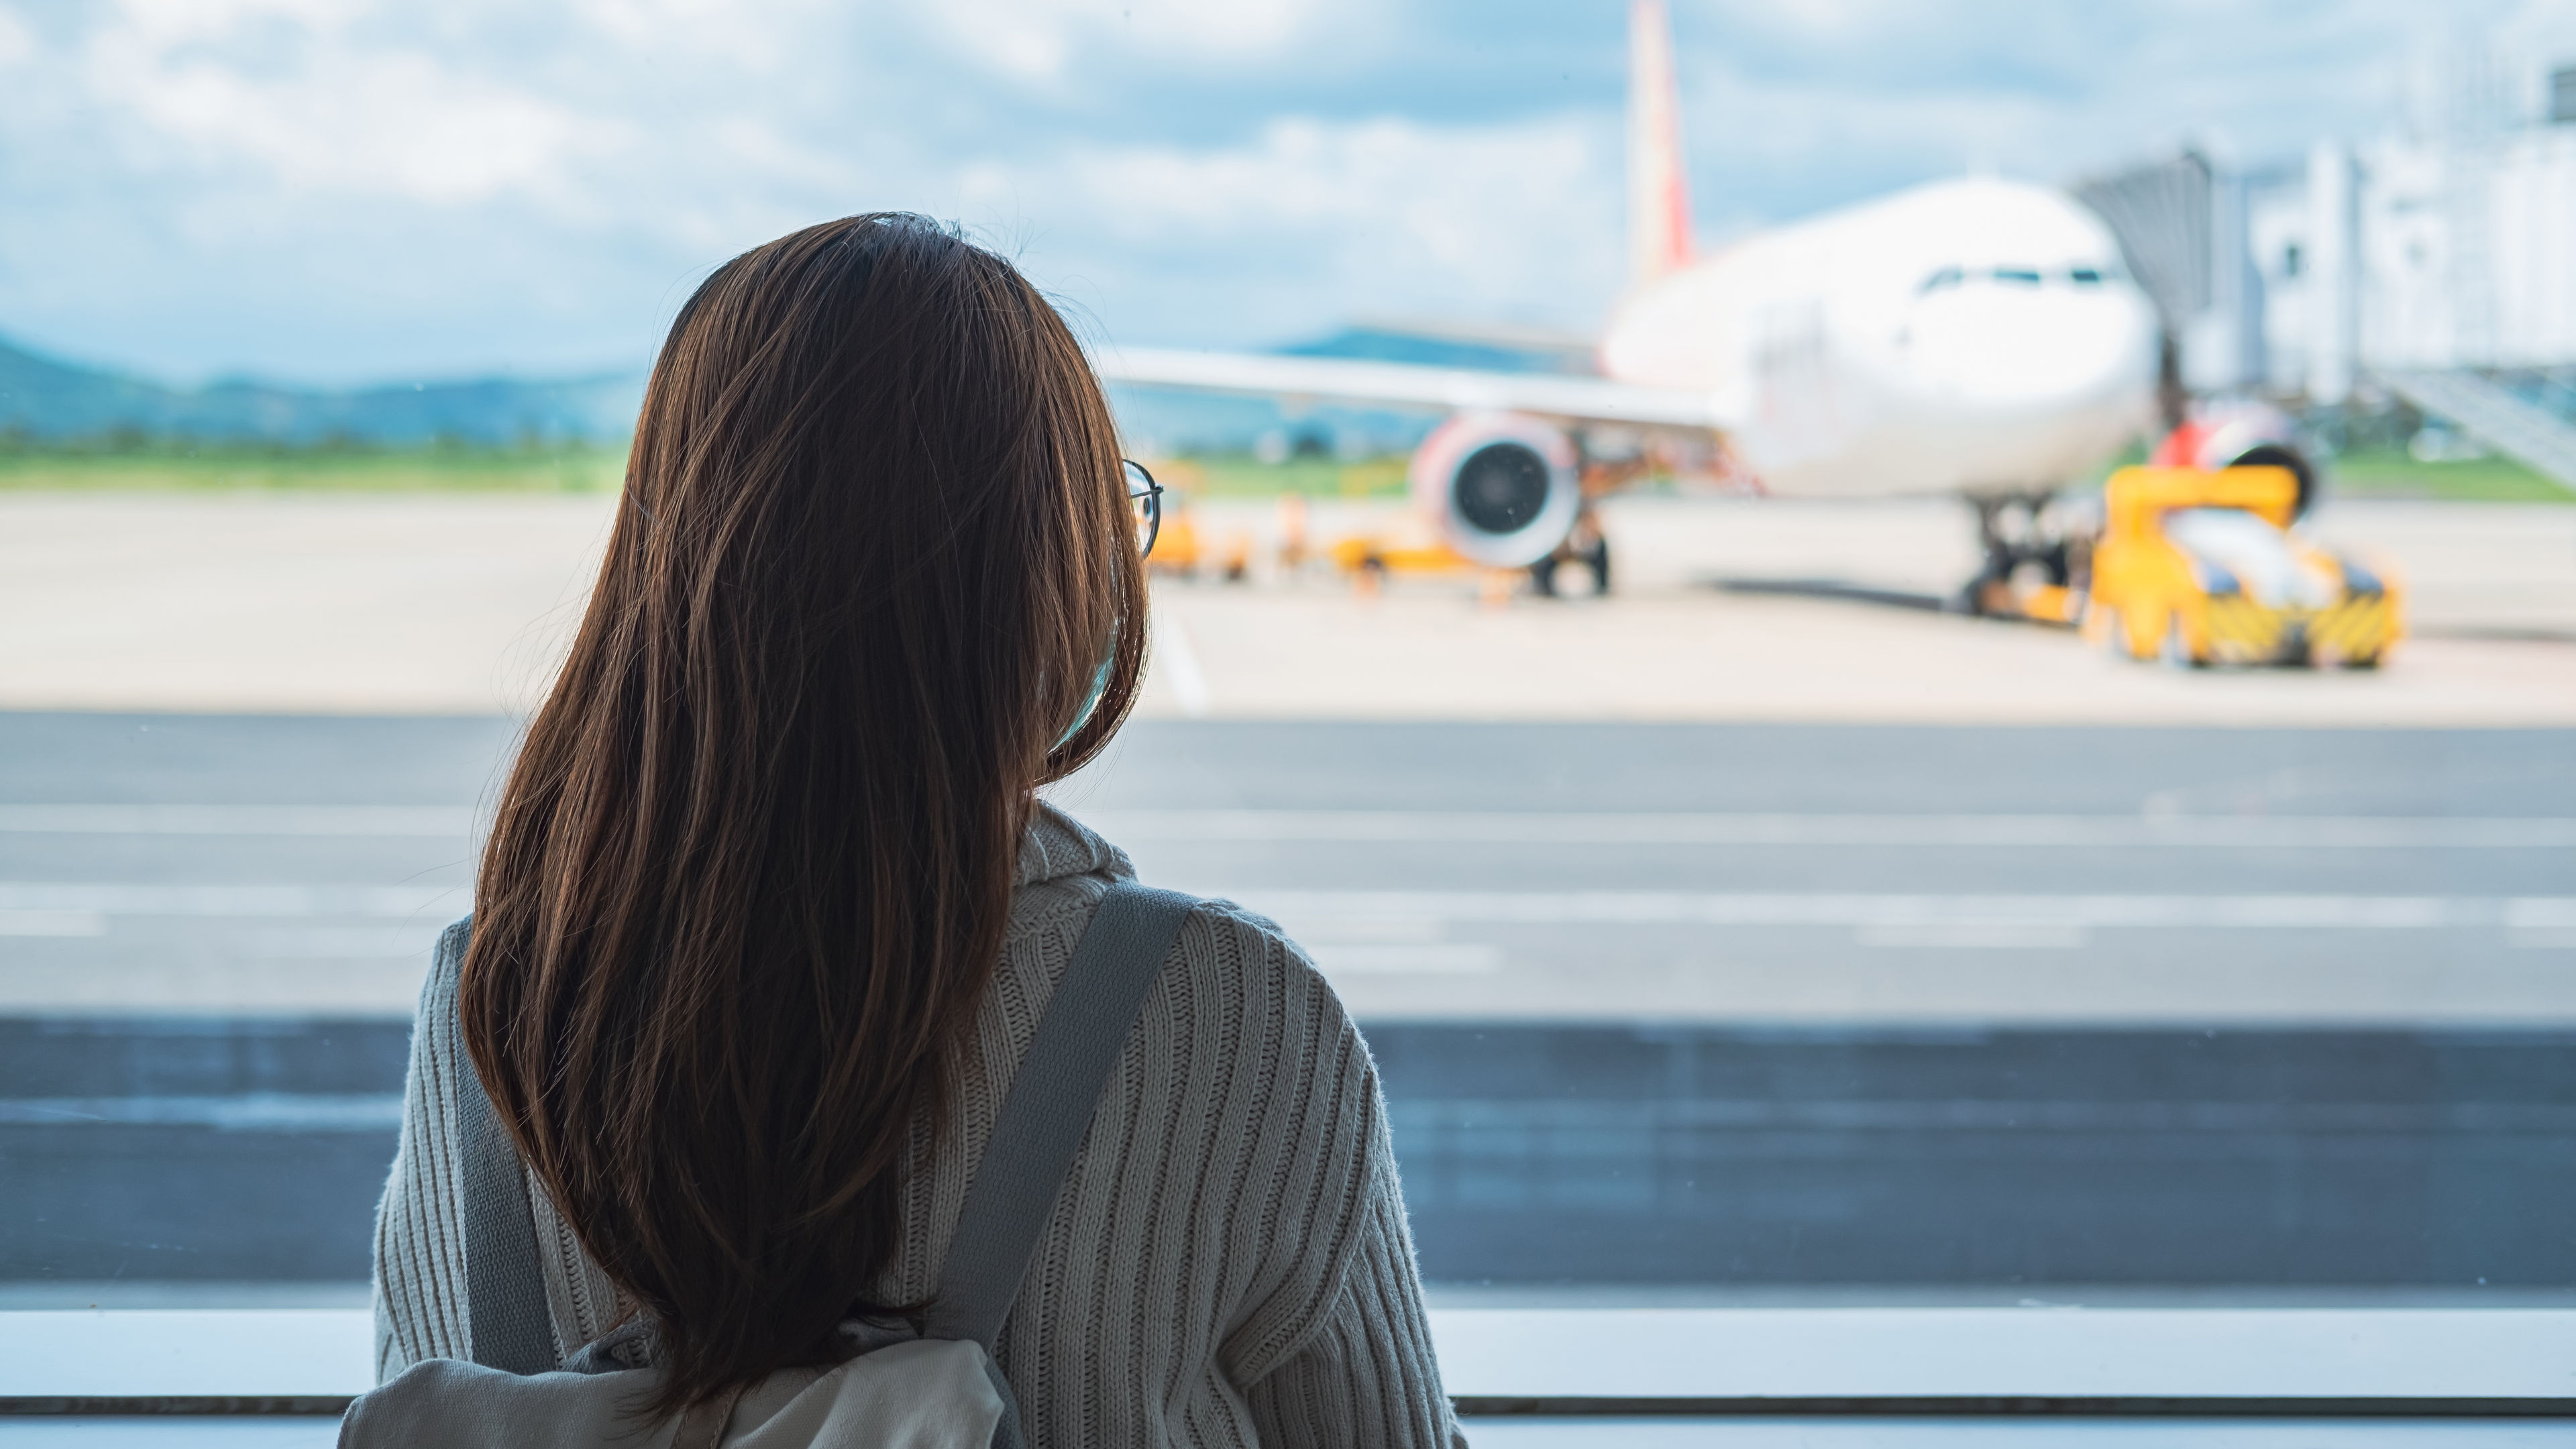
[1529,537,1610,598]
[1960,492,2090,623]
[1530,507,1612,598]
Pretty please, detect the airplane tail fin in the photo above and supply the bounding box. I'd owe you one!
[1626,0,1693,288]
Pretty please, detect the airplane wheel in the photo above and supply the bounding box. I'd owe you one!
[1583,537,1612,596]
[1529,540,1611,598]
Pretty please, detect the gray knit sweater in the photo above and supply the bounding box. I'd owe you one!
[372,804,1465,1447]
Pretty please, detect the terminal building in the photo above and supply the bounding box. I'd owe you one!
[2082,45,2576,486]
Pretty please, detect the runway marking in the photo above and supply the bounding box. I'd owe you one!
[2500,898,2576,947]
[1309,944,1501,975]
[10,805,2573,849]
[0,881,2569,935]
[1151,612,1212,717]
[0,911,107,938]
[1854,923,2091,950]
[1228,892,2576,931]
[1291,916,1450,944]
[0,804,476,837]
[239,926,449,959]
[1085,810,2576,849]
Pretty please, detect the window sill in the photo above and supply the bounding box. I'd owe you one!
[1,1306,2571,1422]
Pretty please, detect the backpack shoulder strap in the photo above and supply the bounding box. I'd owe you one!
[923,883,1195,1353]
[443,879,1196,1413]
[438,917,561,1375]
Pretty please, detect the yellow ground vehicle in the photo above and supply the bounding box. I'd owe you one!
[2084,465,2402,667]
[1144,496,1251,581]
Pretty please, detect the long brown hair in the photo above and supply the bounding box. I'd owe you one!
[460,214,1145,1411]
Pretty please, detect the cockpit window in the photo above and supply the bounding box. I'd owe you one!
[1922,264,2121,294]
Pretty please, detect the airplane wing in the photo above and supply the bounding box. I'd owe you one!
[1094,346,1730,431]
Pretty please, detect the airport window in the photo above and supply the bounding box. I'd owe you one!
[6,1,2575,1441]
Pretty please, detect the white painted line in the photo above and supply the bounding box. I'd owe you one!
[2510,899,2576,928]
[0,804,476,837]
[1085,809,2576,849]
[1228,891,2576,930]
[1151,611,1212,717]
[1291,916,1449,944]
[1854,923,2090,950]
[5,882,2566,935]
[0,910,108,937]
[235,925,450,959]
[11,804,2569,849]
[1310,943,1501,975]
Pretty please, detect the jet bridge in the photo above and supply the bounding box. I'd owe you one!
[2377,370,2576,491]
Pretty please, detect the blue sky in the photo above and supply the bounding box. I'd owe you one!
[0,0,2555,386]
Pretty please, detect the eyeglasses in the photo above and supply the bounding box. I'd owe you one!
[1124,459,1164,559]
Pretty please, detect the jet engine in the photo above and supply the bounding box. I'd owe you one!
[1408,411,1582,569]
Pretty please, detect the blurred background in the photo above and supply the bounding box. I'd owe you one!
[2,0,2573,1328]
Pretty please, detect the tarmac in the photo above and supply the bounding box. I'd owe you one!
[1,490,2570,724]
[3,491,2570,1292]
[1,486,2569,1024]
[5,714,2571,1287]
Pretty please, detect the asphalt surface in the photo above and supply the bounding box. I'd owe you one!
[2,714,2571,1292]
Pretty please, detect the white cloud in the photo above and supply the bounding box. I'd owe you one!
[1704,0,1935,41]
[0,0,2553,383]
[926,0,1352,81]
[109,0,354,48]
[79,0,619,205]
[1005,111,1624,343]
[568,0,803,70]
[0,5,34,67]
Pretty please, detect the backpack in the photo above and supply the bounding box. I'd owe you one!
[343,883,1198,1449]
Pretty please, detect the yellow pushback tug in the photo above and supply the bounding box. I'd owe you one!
[2084,465,2402,668]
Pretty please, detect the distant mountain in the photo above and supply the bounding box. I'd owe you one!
[1108,321,1592,458]
[0,319,1581,455]
[1277,321,1597,376]
[0,333,643,447]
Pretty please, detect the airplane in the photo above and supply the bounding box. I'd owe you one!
[1093,0,2298,608]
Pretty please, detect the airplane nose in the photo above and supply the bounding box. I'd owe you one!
[1906,286,2159,413]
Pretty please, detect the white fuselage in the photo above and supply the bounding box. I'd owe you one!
[1599,176,2161,498]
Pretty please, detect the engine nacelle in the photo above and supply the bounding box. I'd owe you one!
[1408,411,1582,569]
[2153,401,2318,519]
